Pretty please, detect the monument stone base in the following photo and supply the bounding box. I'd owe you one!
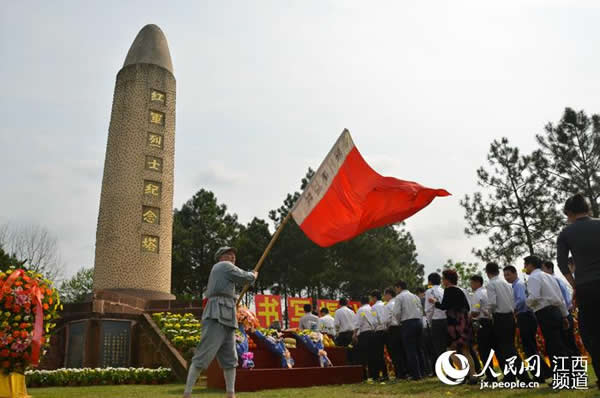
[41,290,201,381]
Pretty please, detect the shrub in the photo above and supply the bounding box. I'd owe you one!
[25,367,174,387]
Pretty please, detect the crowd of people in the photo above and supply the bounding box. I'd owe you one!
[183,193,599,397]
[300,193,599,389]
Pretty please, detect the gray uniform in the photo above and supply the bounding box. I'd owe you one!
[190,261,256,369]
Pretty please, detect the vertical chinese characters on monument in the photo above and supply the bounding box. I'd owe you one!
[142,206,160,224]
[150,89,166,105]
[149,110,165,126]
[143,180,162,198]
[140,89,166,254]
[141,235,159,253]
[147,132,163,149]
[145,155,163,173]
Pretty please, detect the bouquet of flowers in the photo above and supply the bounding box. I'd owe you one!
[235,327,250,361]
[297,331,332,368]
[241,352,254,369]
[237,306,260,331]
[0,268,61,374]
[252,329,294,368]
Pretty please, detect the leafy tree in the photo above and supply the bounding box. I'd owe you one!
[171,189,241,297]
[329,225,424,298]
[535,108,600,217]
[461,138,561,265]
[59,267,94,303]
[437,259,482,290]
[268,168,331,299]
[234,217,274,297]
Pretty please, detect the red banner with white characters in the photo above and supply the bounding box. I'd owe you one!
[254,294,282,328]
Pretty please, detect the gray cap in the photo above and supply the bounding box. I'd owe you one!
[215,246,236,261]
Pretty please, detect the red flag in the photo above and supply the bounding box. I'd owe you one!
[291,130,450,247]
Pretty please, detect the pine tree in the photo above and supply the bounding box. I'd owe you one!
[535,108,600,216]
[461,138,561,265]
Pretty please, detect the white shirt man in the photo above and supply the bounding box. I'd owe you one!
[486,275,515,314]
[318,312,336,336]
[525,269,569,317]
[355,303,377,335]
[424,284,446,325]
[471,286,491,320]
[393,284,425,380]
[384,298,398,328]
[393,290,423,323]
[334,304,355,335]
[299,311,320,331]
[371,300,387,332]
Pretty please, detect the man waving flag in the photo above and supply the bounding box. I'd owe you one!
[291,129,450,247]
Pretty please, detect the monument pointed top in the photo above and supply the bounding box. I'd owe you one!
[123,24,173,74]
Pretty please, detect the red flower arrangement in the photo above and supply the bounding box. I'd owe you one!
[0,268,61,374]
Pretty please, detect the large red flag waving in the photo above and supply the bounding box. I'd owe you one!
[291,130,450,247]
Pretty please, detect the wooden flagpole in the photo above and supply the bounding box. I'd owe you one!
[236,211,293,306]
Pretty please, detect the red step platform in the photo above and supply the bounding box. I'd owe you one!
[207,364,363,391]
[206,333,363,391]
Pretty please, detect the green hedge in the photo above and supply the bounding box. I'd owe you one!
[25,367,173,387]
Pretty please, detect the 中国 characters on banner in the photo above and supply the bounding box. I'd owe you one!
[287,297,312,329]
[317,299,339,315]
[254,294,282,328]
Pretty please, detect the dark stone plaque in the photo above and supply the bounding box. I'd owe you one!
[100,320,131,367]
[65,321,85,368]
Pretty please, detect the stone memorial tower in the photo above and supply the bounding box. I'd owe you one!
[93,24,176,300]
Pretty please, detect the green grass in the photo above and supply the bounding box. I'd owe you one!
[28,375,598,398]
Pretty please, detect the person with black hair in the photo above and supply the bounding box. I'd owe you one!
[485,262,529,383]
[503,265,552,381]
[469,275,495,382]
[369,290,388,381]
[298,303,319,331]
[383,287,407,379]
[424,272,447,366]
[318,307,336,336]
[393,280,425,380]
[557,193,600,388]
[353,296,377,380]
[334,298,355,347]
[429,270,477,384]
[541,260,579,356]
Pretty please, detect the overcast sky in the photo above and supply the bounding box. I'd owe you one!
[2,1,599,281]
